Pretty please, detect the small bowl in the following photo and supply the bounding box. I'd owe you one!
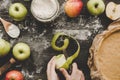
[31,0,60,22]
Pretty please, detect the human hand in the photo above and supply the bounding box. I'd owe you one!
[47,56,59,80]
[60,63,85,80]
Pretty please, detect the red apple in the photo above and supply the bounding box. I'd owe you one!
[5,70,24,80]
[64,0,83,17]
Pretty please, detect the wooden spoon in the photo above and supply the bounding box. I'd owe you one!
[0,58,16,76]
[0,18,20,38]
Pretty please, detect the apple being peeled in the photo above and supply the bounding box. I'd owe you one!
[64,0,83,17]
[9,3,27,21]
[13,42,30,61]
[87,0,105,15]
[106,2,120,20]
[0,39,11,57]
[5,70,24,80]
[55,54,67,69]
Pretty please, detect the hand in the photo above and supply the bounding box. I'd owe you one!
[47,56,59,80]
[60,63,85,80]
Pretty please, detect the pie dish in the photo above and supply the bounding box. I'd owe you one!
[88,19,120,80]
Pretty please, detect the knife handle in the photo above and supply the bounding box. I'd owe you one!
[0,58,16,76]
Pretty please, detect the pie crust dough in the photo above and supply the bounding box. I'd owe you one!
[88,19,120,80]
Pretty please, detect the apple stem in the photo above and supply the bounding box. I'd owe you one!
[0,58,16,76]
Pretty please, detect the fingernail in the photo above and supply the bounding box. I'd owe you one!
[73,62,76,65]
[52,56,56,59]
[59,68,63,71]
[54,56,57,58]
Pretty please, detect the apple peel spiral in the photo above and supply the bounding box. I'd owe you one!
[51,32,80,69]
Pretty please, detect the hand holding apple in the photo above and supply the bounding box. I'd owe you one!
[87,0,105,15]
[64,0,83,17]
[13,42,30,61]
[0,39,10,57]
[106,2,120,20]
[5,70,24,80]
[9,3,27,21]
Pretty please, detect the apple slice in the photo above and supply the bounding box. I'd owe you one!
[106,2,120,20]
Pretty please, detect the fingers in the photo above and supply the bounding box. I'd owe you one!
[50,57,56,71]
[71,63,85,80]
[72,63,78,69]
[60,68,70,79]
[47,59,85,80]
[47,56,55,69]
[72,63,78,74]
[81,71,85,80]
[47,56,56,75]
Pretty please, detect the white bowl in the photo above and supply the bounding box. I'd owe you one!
[31,0,60,22]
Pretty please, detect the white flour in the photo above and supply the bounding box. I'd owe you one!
[7,24,20,38]
[0,0,11,10]
[31,0,59,21]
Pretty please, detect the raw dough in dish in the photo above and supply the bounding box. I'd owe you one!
[88,19,120,80]
[97,31,120,80]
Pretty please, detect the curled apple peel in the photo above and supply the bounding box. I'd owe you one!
[51,33,80,69]
[51,33,69,51]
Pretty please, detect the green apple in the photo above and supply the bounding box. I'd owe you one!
[87,0,105,15]
[9,3,28,21]
[0,39,11,57]
[13,42,30,61]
